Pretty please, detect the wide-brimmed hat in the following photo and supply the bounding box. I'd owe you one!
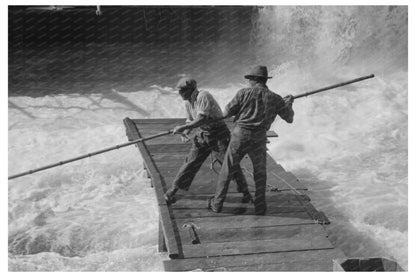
[244,65,272,79]
[176,77,197,90]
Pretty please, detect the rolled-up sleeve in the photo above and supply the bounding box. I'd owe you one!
[195,94,211,117]
[275,96,294,122]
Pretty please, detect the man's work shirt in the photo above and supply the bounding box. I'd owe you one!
[224,83,292,131]
[185,89,225,131]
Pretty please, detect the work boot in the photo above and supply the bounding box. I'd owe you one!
[241,191,253,204]
[207,196,222,213]
[164,187,178,205]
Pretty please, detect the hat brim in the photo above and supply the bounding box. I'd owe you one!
[244,75,272,79]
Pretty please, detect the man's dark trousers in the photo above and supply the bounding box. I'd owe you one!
[212,126,268,213]
[172,125,249,192]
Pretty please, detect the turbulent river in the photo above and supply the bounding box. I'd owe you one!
[8,6,407,271]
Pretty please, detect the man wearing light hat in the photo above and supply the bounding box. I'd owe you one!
[164,77,252,205]
[208,66,295,215]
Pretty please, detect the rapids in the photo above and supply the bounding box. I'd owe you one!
[8,6,407,271]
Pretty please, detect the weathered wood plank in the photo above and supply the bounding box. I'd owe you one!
[268,171,308,191]
[161,177,252,196]
[171,195,306,210]
[152,155,189,164]
[159,167,216,179]
[163,248,346,271]
[170,193,311,217]
[264,172,307,191]
[238,163,305,192]
[178,224,329,245]
[156,160,296,194]
[147,144,191,154]
[175,212,317,230]
[123,117,182,259]
[164,180,217,195]
[172,192,311,205]
[126,118,340,271]
[133,118,188,124]
[223,258,335,271]
[157,159,220,194]
[151,153,285,171]
[152,157,188,166]
[137,125,277,143]
[147,144,286,159]
[161,169,255,194]
[131,118,278,137]
[158,203,184,258]
[295,194,331,225]
[158,217,167,252]
[181,235,334,258]
[156,164,184,172]
[124,117,167,193]
[240,154,287,173]
[240,156,287,176]
[172,205,307,218]
[135,133,185,145]
[137,135,275,145]
[267,155,287,172]
[151,149,289,192]
[238,165,287,192]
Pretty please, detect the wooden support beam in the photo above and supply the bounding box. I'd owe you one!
[158,217,167,252]
[175,212,317,229]
[177,224,329,245]
[123,117,182,259]
[164,248,346,271]
[181,236,334,258]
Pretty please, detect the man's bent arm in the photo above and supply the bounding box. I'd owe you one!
[173,114,208,134]
[184,114,208,129]
[283,107,294,123]
[278,95,295,123]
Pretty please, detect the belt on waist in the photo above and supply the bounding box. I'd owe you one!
[200,122,228,132]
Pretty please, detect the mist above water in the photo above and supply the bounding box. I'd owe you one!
[253,6,407,268]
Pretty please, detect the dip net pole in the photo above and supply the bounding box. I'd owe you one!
[8,130,172,180]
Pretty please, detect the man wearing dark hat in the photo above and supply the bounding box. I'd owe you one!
[208,66,295,215]
[164,77,252,204]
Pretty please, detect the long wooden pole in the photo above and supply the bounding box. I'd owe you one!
[8,130,172,180]
[293,74,375,99]
[9,74,375,180]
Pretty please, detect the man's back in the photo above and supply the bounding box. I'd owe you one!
[225,83,288,131]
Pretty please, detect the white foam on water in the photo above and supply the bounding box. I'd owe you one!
[253,6,408,269]
[8,72,408,269]
[8,91,182,271]
[8,5,407,271]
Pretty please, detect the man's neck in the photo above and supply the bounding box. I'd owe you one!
[254,82,267,88]
[187,89,199,104]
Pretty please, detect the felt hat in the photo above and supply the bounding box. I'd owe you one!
[244,65,272,79]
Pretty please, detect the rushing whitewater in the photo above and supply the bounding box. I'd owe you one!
[8,6,407,271]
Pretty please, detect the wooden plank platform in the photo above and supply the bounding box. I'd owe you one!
[164,248,346,271]
[130,118,278,145]
[123,117,344,271]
